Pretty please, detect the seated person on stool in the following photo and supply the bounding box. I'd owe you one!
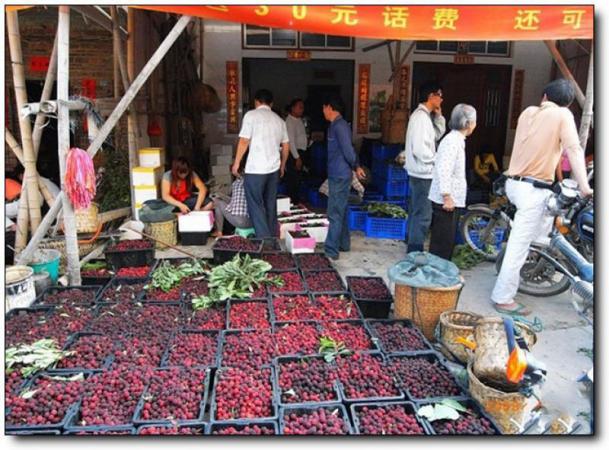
[211,160,252,237]
[161,157,213,214]
[473,145,500,188]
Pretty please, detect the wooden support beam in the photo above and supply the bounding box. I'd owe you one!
[544,40,586,109]
[362,39,394,53]
[32,33,58,158]
[71,5,128,40]
[16,14,194,265]
[578,49,593,149]
[57,6,81,286]
[387,41,395,73]
[389,41,416,82]
[7,10,42,239]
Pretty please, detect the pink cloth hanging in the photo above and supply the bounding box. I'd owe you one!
[64,147,96,210]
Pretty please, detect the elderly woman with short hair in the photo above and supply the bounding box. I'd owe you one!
[428,104,477,260]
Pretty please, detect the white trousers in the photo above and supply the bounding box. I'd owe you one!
[491,179,554,304]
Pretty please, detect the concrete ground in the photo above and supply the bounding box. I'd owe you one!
[158,232,594,435]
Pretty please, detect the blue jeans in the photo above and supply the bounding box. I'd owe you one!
[324,177,351,257]
[244,171,279,238]
[407,176,433,253]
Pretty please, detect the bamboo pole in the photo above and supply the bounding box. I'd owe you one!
[32,33,58,157]
[389,41,415,82]
[7,10,42,234]
[578,49,593,149]
[544,40,585,109]
[14,187,30,251]
[17,14,194,265]
[5,129,55,206]
[57,6,81,286]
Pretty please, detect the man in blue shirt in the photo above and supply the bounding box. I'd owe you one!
[322,95,366,260]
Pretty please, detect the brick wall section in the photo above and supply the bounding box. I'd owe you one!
[4,6,127,172]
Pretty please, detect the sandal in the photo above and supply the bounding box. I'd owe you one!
[493,302,532,317]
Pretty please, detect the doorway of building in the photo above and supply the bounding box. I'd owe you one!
[411,62,512,171]
[242,58,355,134]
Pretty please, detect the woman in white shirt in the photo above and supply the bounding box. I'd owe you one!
[428,104,477,260]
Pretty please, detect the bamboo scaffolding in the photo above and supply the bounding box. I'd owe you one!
[578,49,593,149]
[544,40,586,109]
[17,14,194,265]
[32,33,58,157]
[57,5,81,285]
[7,10,42,242]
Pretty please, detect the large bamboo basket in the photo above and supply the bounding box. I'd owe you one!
[75,203,100,234]
[144,218,177,250]
[39,239,98,273]
[473,317,538,390]
[438,310,482,364]
[394,276,464,340]
[468,363,539,434]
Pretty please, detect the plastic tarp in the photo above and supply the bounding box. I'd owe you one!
[388,251,462,288]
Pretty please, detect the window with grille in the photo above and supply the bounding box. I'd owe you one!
[415,41,510,57]
[243,25,354,50]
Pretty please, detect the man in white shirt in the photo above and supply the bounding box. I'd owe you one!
[285,98,308,204]
[404,81,446,253]
[232,89,290,238]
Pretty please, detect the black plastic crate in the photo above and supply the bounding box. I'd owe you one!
[266,270,307,296]
[416,398,502,435]
[47,332,115,373]
[138,283,184,305]
[136,422,207,435]
[227,299,272,331]
[295,253,336,272]
[350,401,429,435]
[261,237,284,254]
[180,232,209,246]
[180,303,227,332]
[273,355,342,408]
[96,278,148,304]
[133,367,211,426]
[218,329,277,369]
[113,259,158,281]
[279,404,354,435]
[262,253,298,271]
[208,420,278,435]
[212,237,263,264]
[272,320,322,356]
[80,259,114,286]
[105,239,155,270]
[269,293,319,323]
[346,276,393,319]
[209,365,278,423]
[335,352,404,405]
[364,319,433,355]
[387,353,469,402]
[311,293,364,321]
[161,330,221,368]
[318,319,381,353]
[303,270,347,295]
[32,285,103,308]
[7,429,62,435]
[64,424,136,435]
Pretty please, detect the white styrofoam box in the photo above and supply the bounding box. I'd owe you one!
[178,211,214,232]
[211,154,233,166]
[132,166,164,187]
[133,202,143,221]
[138,147,165,168]
[134,185,159,205]
[285,230,316,254]
[211,165,231,177]
[279,222,298,239]
[296,222,329,243]
[278,213,316,223]
[277,196,291,214]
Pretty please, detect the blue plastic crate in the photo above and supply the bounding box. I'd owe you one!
[307,189,328,208]
[364,216,408,240]
[371,143,401,161]
[363,193,384,202]
[348,207,368,232]
[372,161,407,182]
[277,182,288,195]
[469,228,506,251]
[382,199,408,211]
[376,178,408,198]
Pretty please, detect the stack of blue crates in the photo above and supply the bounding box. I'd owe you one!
[370,143,409,206]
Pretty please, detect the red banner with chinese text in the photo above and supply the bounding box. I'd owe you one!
[357,64,371,134]
[226,61,239,134]
[133,5,593,41]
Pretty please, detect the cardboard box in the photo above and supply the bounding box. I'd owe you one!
[132,166,164,186]
[138,147,165,168]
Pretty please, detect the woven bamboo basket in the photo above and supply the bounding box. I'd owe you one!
[438,310,482,364]
[75,203,100,234]
[468,363,539,434]
[39,239,98,273]
[394,276,464,341]
[473,317,538,390]
[144,218,177,250]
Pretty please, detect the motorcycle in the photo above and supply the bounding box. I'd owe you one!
[496,179,593,322]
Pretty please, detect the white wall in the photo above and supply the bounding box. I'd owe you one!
[202,19,553,160]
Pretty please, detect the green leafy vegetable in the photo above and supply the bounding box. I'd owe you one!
[149,259,209,292]
[318,336,351,362]
[5,339,74,378]
[451,244,486,270]
[363,202,408,219]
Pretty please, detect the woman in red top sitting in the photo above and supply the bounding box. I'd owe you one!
[161,157,213,213]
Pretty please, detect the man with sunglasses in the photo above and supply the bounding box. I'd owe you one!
[403,81,446,253]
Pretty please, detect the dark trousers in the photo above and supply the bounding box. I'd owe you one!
[324,177,351,257]
[429,202,459,261]
[407,176,433,253]
[244,171,279,238]
[285,154,302,204]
